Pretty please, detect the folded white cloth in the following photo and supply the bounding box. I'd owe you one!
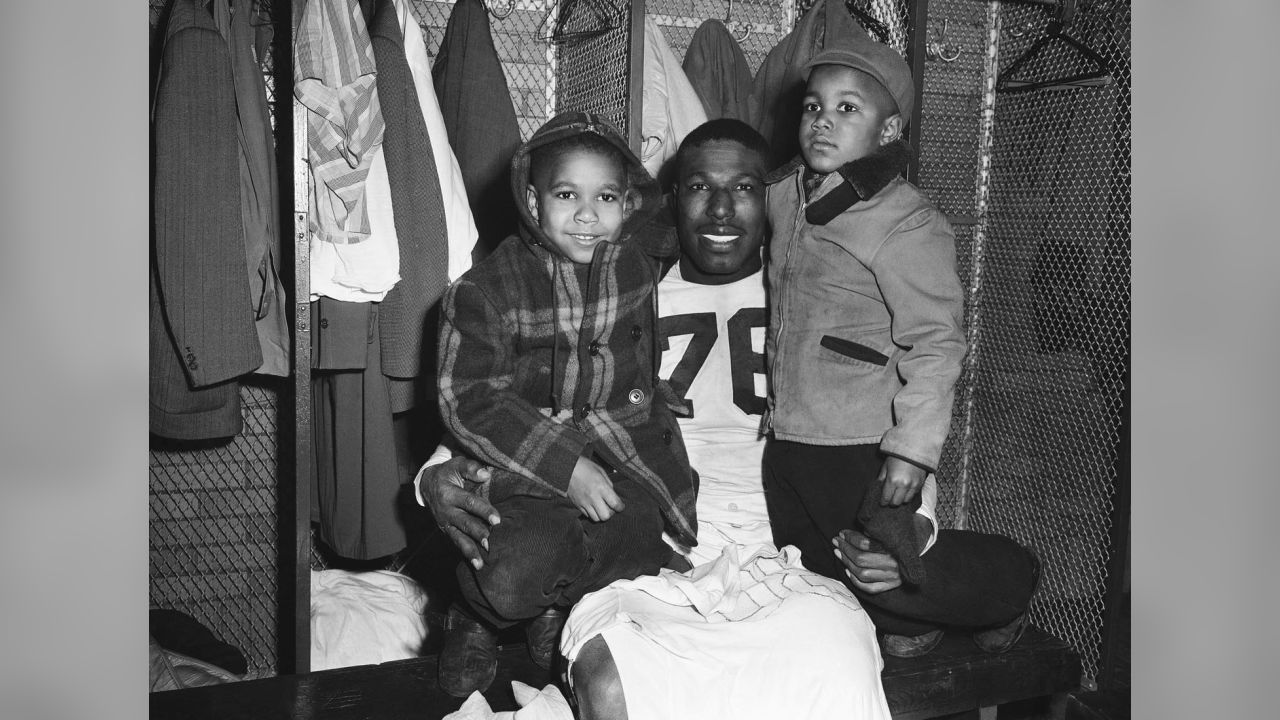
[443,682,573,720]
[309,569,428,670]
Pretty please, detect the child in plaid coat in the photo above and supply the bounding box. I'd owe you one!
[434,112,697,695]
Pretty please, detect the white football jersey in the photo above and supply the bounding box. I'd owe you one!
[657,264,772,562]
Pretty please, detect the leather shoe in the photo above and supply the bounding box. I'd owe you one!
[882,628,944,658]
[974,550,1042,653]
[438,604,499,697]
[524,606,568,671]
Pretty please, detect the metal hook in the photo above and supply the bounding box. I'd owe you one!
[487,0,515,20]
[926,18,962,63]
[723,0,751,43]
[1007,20,1036,39]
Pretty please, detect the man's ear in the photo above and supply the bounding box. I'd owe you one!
[879,113,904,146]
[525,184,540,222]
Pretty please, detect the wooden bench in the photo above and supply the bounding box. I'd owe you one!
[150,625,1080,720]
[882,626,1081,720]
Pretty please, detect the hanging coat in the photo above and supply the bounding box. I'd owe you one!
[432,0,523,261]
[375,0,478,411]
[294,0,385,247]
[214,0,290,378]
[751,0,867,167]
[682,19,756,125]
[370,0,452,398]
[150,0,261,440]
[639,17,709,183]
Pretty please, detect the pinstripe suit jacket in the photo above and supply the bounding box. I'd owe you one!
[150,0,260,439]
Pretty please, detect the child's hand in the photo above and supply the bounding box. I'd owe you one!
[568,456,626,521]
[877,456,926,507]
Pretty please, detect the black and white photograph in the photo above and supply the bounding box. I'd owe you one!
[142,1,1139,718]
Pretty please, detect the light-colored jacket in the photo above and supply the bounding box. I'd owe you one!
[764,141,966,471]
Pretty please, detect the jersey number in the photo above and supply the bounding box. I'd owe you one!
[660,309,767,416]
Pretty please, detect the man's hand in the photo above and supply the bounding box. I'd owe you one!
[568,456,625,522]
[421,457,499,570]
[878,455,927,506]
[833,514,932,594]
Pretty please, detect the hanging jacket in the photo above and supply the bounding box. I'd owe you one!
[639,16,708,182]
[433,0,523,260]
[369,0,452,388]
[302,0,400,305]
[437,112,699,548]
[150,0,261,439]
[294,0,385,247]
[752,0,867,167]
[214,0,289,377]
[681,19,756,125]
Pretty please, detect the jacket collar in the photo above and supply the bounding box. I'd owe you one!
[765,140,913,226]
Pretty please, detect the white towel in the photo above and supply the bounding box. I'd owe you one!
[443,682,573,720]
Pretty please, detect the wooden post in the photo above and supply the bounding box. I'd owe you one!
[904,0,930,184]
[281,0,311,677]
[627,0,647,155]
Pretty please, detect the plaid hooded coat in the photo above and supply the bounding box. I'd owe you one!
[437,112,699,548]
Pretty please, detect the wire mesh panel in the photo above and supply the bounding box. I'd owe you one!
[909,0,990,528]
[149,382,286,680]
[960,0,1131,688]
[149,0,286,680]
[913,0,988,220]
[552,1,640,137]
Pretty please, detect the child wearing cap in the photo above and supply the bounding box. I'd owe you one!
[761,31,966,594]
[435,111,698,695]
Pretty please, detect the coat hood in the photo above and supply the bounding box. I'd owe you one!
[510,111,674,260]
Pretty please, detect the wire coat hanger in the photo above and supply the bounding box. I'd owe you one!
[539,0,621,45]
[997,0,1114,93]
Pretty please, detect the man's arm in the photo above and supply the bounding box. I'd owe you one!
[916,474,939,553]
[413,441,501,570]
[837,473,938,594]
[832,518,931,594]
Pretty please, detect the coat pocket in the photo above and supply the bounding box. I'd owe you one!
[819,335,890,367]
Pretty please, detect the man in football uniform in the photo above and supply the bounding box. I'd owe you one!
[418,119,1033,719]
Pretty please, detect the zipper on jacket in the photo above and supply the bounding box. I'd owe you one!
[768,174,810,431]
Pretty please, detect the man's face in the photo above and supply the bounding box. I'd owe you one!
[674,139,768,281]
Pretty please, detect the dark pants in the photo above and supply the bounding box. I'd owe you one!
[456,473,671,629]
[763,438,1038,637]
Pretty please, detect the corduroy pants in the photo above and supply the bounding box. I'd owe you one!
[456,473,672,629]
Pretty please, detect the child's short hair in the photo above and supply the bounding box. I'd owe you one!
[528,132,630,191]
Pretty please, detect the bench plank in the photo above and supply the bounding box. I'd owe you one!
[882,626,1081,719]
[151,626,1080,720]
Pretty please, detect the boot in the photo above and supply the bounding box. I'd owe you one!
[438,604,499,697]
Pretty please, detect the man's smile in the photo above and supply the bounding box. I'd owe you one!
[699,233,742,249]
